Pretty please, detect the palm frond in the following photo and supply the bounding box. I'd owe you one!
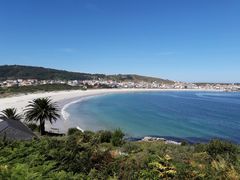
[24,97,60,135]
[0,108,22,121]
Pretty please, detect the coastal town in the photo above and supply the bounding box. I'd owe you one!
[0,78,240,91]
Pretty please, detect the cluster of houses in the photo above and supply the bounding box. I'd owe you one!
[0,78,240,91]
[196,83,240,91]
[0,79,66,87]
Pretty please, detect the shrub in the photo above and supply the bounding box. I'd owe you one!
[99,130,112,143]
[206,139,238,162]
[67,128,82,136]
[111,129,124,146]
[82,131,95,143]
[122,142,142,153]
[181,141,189,146]
[140,155,176,179]
[0,130,239,179]
[25,123,39,131]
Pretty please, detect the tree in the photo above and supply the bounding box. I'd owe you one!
[24,98,60,135]
[0,108,22,121]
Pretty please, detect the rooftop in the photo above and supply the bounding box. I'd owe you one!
[0,118,37,140]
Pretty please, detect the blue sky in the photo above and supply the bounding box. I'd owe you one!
[0,0,240,82]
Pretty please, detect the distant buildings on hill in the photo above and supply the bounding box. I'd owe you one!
[0,79,240,91]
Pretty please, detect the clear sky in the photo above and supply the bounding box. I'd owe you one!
[0,0,240,83]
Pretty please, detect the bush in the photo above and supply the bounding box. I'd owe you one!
[25,123,39,131]
[122,142,142,153]
[181,141,189,146]
[82,131,95,143]
[67,128,82,136]
[98,130,112,143]
[111,129,124,146]
[206,139,238,162]
[140,155,177,179]
[0,130,239,179]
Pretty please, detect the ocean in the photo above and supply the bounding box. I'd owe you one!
[65,91,240,143]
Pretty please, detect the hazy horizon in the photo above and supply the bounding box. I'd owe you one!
[1,0,240,83]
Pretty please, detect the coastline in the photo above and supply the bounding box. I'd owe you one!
[60,94,106,132]
[0,88,223,133]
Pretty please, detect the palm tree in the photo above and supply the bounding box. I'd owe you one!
[0,108,22,121]
[24,97,60,135]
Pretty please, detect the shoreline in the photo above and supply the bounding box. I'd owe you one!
[0,88,224,133]
[60,94,106,132]
[59,88,224,133]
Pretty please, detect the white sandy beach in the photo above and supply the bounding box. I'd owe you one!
[0,88,220,133]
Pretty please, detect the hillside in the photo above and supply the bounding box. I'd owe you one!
[107,74,173,83]
[0,65,173,83]
[0,65,105,81]
[0,130,239,179]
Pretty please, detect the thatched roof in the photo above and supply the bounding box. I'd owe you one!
[0,118,37,140]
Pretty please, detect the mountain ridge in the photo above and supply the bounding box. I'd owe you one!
[0,65,173,84]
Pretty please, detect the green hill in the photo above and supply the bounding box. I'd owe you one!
[0,65,173,83]
[107,74,173,83]
[0,65,105,81]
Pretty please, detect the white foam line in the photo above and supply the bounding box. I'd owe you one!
[61,94,108,132]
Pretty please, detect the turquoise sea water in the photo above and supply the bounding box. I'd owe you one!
[65,91,240,143]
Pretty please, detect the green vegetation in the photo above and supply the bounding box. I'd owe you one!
[0,65,173,83]
[0,84,84,97]
[107,74,173,84]
[26,123,39,132]
[0,131,239,179]
[0,108,22,121]
[24,98,60,135]
[111,128,125,146]
[0,65,104,81]
[67,128,81,136]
